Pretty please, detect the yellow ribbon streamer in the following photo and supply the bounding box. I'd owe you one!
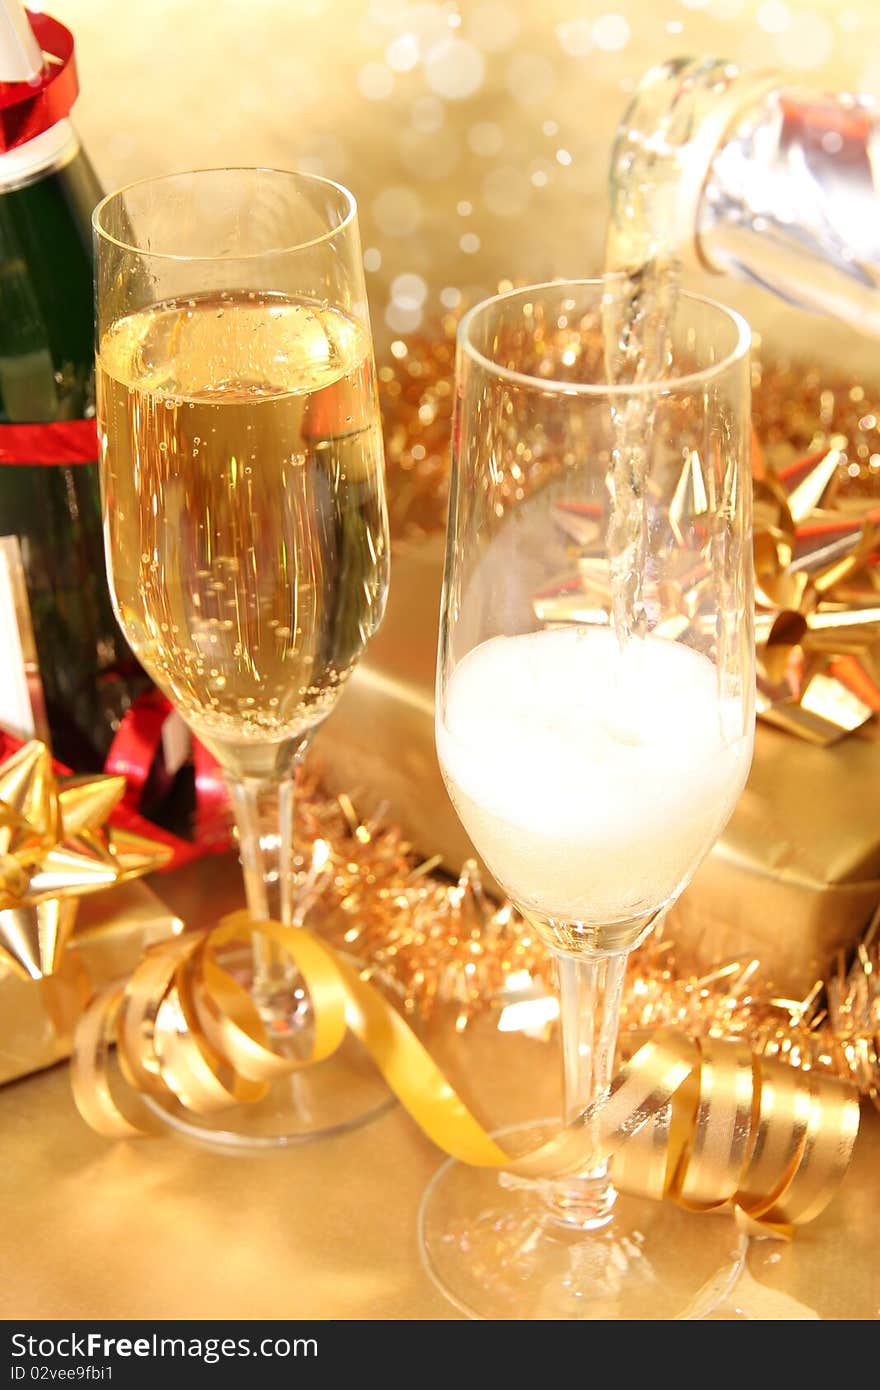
[70,913,860,1234]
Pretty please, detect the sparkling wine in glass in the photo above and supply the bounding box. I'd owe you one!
[94,169,391,1147]
[422,280,755,1318]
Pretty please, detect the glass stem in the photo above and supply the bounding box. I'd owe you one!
[546,949,629,1231]
[226,774,296,1006]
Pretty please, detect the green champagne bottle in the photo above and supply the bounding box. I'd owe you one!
[0,2,146,768]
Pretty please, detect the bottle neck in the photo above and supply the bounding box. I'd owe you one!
[698,89,880,337]
[612,57,880,339]
[0,119,80,195]
[607,58,780,277]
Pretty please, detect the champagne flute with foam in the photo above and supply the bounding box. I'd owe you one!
[421,279,755,1319]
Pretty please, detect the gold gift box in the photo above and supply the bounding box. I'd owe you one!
[0,879,183,1085]
[315,540,880,997]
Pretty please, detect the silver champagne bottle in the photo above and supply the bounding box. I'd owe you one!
[609,56,880,337]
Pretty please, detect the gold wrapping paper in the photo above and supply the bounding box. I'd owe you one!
[670,722,880,991]
[314,539,880,997]
[0,879,183,1085]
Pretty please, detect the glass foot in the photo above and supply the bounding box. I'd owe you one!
[418,1121,748,1320]
[142,945,396,1151]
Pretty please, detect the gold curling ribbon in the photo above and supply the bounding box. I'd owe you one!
[71,912,860,1234]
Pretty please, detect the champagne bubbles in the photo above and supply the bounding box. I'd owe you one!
[100,291,387,755]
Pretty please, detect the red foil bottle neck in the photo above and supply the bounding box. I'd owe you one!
[0,11,79,153]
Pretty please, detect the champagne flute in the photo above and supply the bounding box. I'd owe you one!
[94,169,391,1147]
[422,279,755,1318]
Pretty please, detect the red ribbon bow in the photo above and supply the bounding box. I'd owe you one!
[104,693,232,869]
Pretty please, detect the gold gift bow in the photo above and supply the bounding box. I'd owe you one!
[0,740,172,980]
[753,440,880,743]
[71,911,860,1236]
[543,443,880,745]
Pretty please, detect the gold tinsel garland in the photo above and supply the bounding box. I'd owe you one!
[379,325,880,545]
[287,762,880,1110]
[378,323,457,545]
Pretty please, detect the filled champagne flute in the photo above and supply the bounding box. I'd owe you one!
[94,169,391,1147]
[422,280,755,1318]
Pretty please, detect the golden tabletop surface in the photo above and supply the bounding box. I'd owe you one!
[1,853,879,1323]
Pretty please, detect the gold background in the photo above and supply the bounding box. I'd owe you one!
[55,0,880,359]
